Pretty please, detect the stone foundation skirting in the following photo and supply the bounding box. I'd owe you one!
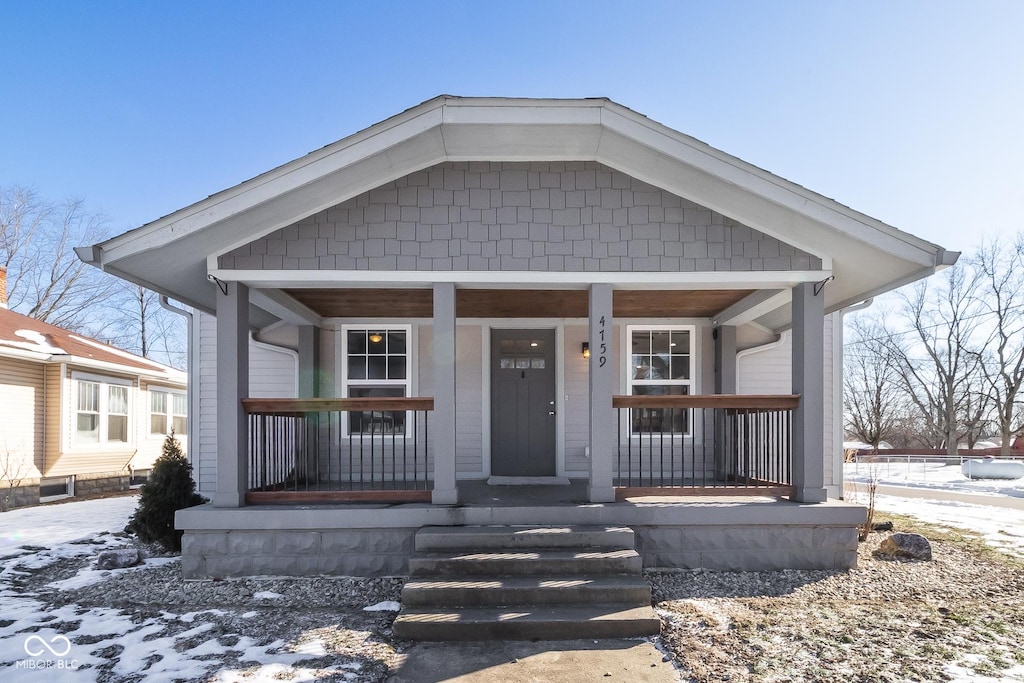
[176,499,866,578]
[181,528,417,578]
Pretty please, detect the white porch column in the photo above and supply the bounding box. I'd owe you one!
[791,281,827,503]
[214,281,249,508]
[588,283,616,503]
[431,283,458,504]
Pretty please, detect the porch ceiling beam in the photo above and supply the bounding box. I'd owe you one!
[713,289,791,327]
[250,289,323,326]
[208,268,831,291]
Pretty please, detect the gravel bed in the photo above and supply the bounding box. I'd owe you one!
[7,513,1024,681]
[648,519,1024,682]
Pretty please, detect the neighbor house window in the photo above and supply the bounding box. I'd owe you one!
[342,326,412,435]
[150,389,187,436]
[74,375,132,446]
[627,326,695,436]
[39,476,74,502]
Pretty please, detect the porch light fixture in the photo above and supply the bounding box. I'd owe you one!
[582,342,590,359]
[369,332,384,343]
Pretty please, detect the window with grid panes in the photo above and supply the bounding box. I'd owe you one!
[343,327,411,435]
[627,326,695,435]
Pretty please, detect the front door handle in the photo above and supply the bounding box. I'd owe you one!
[548,410,556,416]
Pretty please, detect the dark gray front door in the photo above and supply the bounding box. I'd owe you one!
[491,329,557,476]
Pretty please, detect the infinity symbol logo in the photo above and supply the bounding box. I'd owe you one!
[23,634,72,657]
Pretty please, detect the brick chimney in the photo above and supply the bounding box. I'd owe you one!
[0,266,6,309]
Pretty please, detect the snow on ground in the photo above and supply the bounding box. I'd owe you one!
[845,459,1024,498]
[0,495,139,551]
[844,460,1024,558]
[0,496,382,681]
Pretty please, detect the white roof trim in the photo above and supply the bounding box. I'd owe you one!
[207,267,831,291]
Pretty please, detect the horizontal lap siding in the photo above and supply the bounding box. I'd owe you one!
[196,311,298,496]
[197,311,218,494]
[455,326,483,477]
[0,357,44,481]
[563,324,590,476]
[737,314,838,490]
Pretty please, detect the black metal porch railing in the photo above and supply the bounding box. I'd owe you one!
[612,394,799,497]
[242,397,434,503]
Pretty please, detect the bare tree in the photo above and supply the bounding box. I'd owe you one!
[970,235,1024,452]
[0,185,116,330]
[103,283,187,369]
[889,265,985,455]
[843,312,908,449]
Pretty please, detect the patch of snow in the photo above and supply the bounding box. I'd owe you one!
[47,556,180,591]
[844,461,1024,558]
[0,495,139,552]
[253,590,283,600]
[363,600,400,612]
[845,461,1024,497]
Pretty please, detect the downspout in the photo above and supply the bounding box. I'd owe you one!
[158,296,198,479]
[835,298,874,500]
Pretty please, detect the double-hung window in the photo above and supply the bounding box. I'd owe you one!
[74,375,132,446]
[627,325,695,436]
[342,326,412,435]
[151,389,188,436]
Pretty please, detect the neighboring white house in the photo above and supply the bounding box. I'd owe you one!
[78,96,957,576]
[0,267,187,509]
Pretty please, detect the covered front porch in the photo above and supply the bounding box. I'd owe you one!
[210,278,830,508]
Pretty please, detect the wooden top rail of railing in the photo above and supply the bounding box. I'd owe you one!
[612,394,800,410]
[243,397,435,416]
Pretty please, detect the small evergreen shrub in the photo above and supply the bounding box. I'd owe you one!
[127,432,206,551]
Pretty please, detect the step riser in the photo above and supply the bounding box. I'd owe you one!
[399,524,656,641]
[409,556,642,577]
[415,527,635,552]
[402,586,651,608]
[392,617,661,641]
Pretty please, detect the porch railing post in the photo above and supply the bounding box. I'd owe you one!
[791,281,827,503]
[213,281,249,507]
[431,282,458,504]
[588,283,615,502]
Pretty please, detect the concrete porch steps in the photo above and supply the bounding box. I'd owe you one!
[402,575,653,607]
[392,605,660,641]
[393,525,661,641]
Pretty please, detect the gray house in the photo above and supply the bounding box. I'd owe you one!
[79,96,956,580]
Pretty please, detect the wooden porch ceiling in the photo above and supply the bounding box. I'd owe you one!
[282,288,755,318]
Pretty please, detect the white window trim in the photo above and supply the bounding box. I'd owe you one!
[70,372,134,450]
[623,324,698,441]
[149,387,188,439]
[338,324,417,439]
[39,475,75,502]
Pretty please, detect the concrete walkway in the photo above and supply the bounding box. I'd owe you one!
[387,639,678,682]
[846,484,1024,510]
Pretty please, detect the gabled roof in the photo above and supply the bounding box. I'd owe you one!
[79,96,957,330]
[0,306,185,382]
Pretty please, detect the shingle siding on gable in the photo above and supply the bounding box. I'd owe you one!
[218,162,821,274]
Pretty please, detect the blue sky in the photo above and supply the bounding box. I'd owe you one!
[2,1,1022,256]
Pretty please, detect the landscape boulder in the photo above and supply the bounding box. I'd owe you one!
[875,532,932,561]
[97,548,142,570]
